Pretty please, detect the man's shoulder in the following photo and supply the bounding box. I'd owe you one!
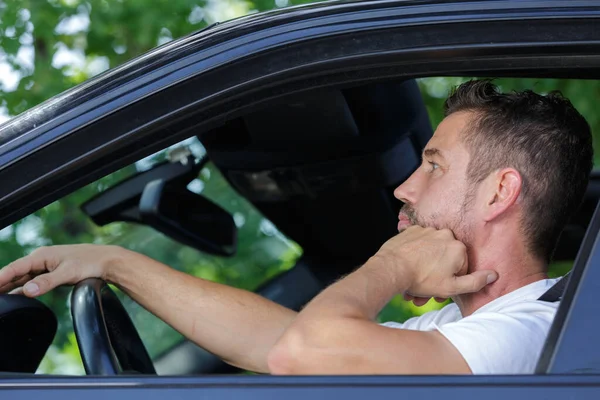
[431,278,562,374]
[474,277,563,315]
[381,277,563,331]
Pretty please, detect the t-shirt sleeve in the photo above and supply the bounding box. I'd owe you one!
[435,301,558,374]
[380,309,443,331]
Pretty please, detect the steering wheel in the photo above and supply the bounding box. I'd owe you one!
[70,278,156,375]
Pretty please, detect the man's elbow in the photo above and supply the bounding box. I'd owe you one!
[267,327,319,375]
[267,319,366,374]
[266,345,293,375]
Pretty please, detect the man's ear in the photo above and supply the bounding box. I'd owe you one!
[483,168,522,222]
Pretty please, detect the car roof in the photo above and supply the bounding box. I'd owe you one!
[1,0,597,160]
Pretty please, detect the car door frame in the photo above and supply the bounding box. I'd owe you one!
[2,0,600,396]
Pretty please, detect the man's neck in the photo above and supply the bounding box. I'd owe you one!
[455,270,548,316]
[452,242,548,317]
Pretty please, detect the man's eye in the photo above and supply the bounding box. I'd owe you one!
[428,161,439,172]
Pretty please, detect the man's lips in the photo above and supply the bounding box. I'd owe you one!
[398,214,412,231]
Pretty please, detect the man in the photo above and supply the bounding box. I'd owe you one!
[0,80,593,375]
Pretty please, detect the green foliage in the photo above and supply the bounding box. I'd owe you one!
[417,77,600,163]
[0,0,324,114]
[0,0,592,375]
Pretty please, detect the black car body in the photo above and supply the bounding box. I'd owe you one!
[2,0,600,397]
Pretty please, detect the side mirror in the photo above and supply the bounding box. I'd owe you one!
[139,179,237,257]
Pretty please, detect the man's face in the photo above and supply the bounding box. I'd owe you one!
[394,111,477,245]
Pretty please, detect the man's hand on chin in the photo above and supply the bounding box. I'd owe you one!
[376,226,498,306]
[267,226,498,375]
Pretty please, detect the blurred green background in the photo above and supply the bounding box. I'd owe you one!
[0,0,590,374]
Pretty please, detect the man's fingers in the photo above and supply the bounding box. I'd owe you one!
[9,287,24,295]
[22,276,50,297]
[0,261,29,288]
[0,250,55,288]
[21,267,75,297]
[412,297,431,307]
[0,274,35,294]
[405,294,444,306]
[453,270,498,295]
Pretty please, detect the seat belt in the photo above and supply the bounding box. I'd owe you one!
[537,271,571,302]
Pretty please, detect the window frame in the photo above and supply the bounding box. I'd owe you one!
[1,0,600,385]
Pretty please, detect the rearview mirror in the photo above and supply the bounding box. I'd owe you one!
[139,179,237,257]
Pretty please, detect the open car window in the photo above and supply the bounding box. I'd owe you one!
[0,137,303,374]
[0,76,597,376]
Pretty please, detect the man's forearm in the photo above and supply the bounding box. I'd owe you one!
[106,248,297,373]
[267,256,410,373]
[281,256,405,321]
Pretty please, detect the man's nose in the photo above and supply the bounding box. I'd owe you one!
[394,171,420,204]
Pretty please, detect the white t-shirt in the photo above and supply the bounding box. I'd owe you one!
[380,278,561,374]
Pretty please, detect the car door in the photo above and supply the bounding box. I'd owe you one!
[2,0,600,398]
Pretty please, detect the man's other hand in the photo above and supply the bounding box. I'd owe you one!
[0,244,126,297]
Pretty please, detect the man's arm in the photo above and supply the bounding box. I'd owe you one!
[267,227,498,375]
[0,245,297,373]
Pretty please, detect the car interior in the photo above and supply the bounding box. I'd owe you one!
[0,77,598,376]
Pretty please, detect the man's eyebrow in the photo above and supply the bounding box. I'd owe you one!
[423,148,446,160]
